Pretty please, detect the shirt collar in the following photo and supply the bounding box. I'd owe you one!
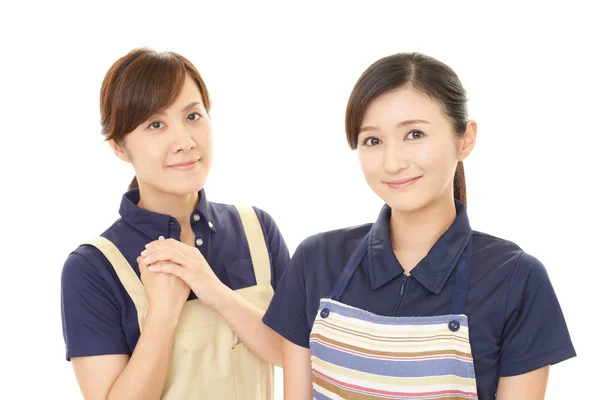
[119,188,215,240]
[368,200,472,294]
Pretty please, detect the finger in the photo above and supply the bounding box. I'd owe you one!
[137,256,150,269]
[138,257,171,274]
[147,262,191,281]
[143,238,201,258]
[137,256,149,278]
[143,238,184,252]
[141,248,189,267]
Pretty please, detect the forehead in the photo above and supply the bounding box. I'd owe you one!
[169,74,205,109]
[361,85,447,126]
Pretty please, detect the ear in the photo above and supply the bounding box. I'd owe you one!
[457,120,477,161]
[109,139,131,163]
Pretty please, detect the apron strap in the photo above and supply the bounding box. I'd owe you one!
[449,238,472,315]
[83,236,148,319]
[234,205,272,287]
[330,234,370,301]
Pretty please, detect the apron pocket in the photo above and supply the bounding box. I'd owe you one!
[230,341,273,400]
[164,321,239,399]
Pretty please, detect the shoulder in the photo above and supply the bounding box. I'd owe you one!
[208,201,282,234]
[61,219,125,290]
[471,230,551,293]
[472,230,522,257]
[61,244,118,306]
[290,223,373,275]
[470,230,524,276]
[206,201,266,224]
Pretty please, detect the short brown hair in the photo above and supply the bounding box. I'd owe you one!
[99,48,211,189]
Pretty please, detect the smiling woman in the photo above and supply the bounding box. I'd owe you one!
[263,53,576,400]
[100,49,212,193]
[60,48,290,400]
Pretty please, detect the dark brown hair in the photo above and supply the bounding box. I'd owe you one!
[346,53,469,205]
[100,48,211,189]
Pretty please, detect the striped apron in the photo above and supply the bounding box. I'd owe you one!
[309,234,478,399]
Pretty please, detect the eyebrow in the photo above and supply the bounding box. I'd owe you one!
[182,101,202,112]
[359,119,430,133]
[155,101,202,117]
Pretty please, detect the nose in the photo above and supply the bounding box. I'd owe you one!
[383,140,409,175]
[170,121,196,153]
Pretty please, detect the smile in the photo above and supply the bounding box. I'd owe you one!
[384,176,422,189]
[168,159,199,171]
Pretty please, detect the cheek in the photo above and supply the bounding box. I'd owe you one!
[413,140,456,176]
[193,123,213,147]
[358,150,382,180]
[128,138,168,171]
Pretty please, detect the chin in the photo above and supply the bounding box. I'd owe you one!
[164,164,210,195]
[160,173,207,196]
[171,180,206,196]
[377,189,432,213]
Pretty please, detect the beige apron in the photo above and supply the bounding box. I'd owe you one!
[84,205,274,399]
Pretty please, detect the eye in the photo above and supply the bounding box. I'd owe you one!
[361,136,381,146]
[406,130,425,140]
[147,121,165,130]
[187,112,202,121]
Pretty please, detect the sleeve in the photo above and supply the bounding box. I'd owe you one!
[61,249,130,361]
[253,207,291,290]
[498,251,576,376]
[262,236,315,348]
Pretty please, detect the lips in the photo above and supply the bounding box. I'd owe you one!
[167,159,200,171]
[386,176,421,185]
[384,176,422,189]
[169,160,197,168]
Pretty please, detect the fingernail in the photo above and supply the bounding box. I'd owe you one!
[144,257,151,264]
[140,250,148,257]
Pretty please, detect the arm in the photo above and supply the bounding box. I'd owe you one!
[213,290,283,366]
[63,251,189,400]
[72,308,179,400]
[142,209,291,367]
[144,242,284,367]
[208,207,290,366]
[496,366,550,400]
[283,339,313,400]
[497,252,575,396]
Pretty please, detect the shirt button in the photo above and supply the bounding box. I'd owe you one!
[208,221,214,229]
[448,320,460,332]
[196,238,204,247]
[320,308,330,319]
[193,214,201,222]
[158,235,165,240]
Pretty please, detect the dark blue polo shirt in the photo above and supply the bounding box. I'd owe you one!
[61,188,289,361]
[263,201,575,399]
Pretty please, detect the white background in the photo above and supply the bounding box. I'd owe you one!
[1,1,598,398]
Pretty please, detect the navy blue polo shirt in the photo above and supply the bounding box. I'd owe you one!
[61,188,289,361]
[263,201,576,399]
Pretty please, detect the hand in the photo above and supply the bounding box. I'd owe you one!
[137,256,190,318]
[140,238,230,308]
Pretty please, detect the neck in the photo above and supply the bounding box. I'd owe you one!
[137,184,200,230]
[390,194,457,273]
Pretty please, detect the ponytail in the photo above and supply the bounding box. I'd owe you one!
[129,176,139,190]
[453,161,467,205]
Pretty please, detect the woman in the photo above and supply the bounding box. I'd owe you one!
[60,48,289,399]
[263,53,576,399]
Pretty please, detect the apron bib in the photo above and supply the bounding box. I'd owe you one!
[85,205,274,400]
[310,234,478,399]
